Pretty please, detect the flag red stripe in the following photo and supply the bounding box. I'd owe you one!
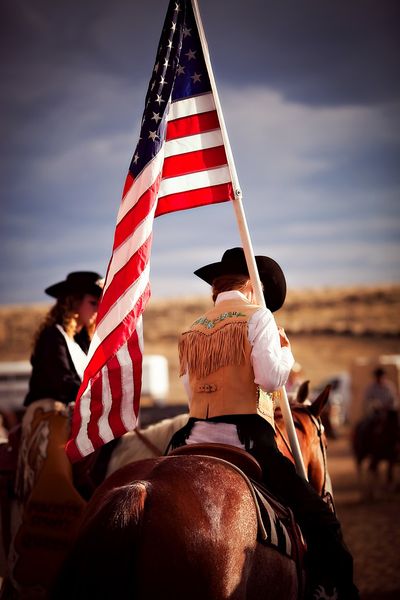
[122,172,135,201]
[106,354,126,434]
[162,146,227,179]
[166,110,220,141]
[128,331,142,417]
[113,174,161,250]
[97,234,153,325]
[65,439,81,463]
[86,372,104,450]
[155,182,234,217]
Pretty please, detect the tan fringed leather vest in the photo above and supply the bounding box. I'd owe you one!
[179,297,275,428]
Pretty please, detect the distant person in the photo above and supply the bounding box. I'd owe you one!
[363,367,399,415]
[3,271,103,599]
[171,247,358,600]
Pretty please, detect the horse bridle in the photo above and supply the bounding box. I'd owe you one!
[308,411,328,499]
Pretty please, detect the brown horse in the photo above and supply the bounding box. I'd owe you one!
[276,381,331,499]
[50,387,331,600]
[52,454,303,600]
[352,408,400,497]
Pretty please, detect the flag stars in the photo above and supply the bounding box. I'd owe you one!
[183,26,192,38]
[151,112,162,124]
[191,72,202,84]
[185,49,196,61]
[163,58,169,68]
[171,21,176,32]
[153,62,159,74]
[133,153,139,164]
[160,75,167,87]
[177,65,185,76]
[155,94,165,105]
[167,39,173,49]
[174,2,181,12]
[148,131,159,142]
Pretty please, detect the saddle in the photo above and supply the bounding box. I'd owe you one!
[169,443,306,564]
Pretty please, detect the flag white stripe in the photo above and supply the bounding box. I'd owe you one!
[164,130,223,157]
[158,165,231,197]
[97,368,114,443]
[117,144,165,225]
[75,385,95,457]
[118,342,137,430]
[87,262,151,361]
[136,315,144,354]
[168,92,215,121]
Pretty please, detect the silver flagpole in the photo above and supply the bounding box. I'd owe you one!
[190,0,307,480]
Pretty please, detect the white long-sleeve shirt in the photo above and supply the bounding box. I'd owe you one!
[182,290,295,447]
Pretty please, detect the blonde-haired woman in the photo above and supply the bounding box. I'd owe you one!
[24,271,103,407]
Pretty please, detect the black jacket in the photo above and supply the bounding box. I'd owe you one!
[24,325,88,407]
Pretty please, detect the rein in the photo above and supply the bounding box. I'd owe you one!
[134,429,163,457]
[308,412,328,497]
[275,422,293,457]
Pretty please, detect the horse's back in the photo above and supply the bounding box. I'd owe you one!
[53,455,300,600]
[106,413,189,476]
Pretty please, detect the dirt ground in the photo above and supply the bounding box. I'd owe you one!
[327,428,400,600]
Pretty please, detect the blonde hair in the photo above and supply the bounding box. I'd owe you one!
[211,274,250,303]
[33,293,94,348]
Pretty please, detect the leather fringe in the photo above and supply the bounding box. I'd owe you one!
[179,322,248,379]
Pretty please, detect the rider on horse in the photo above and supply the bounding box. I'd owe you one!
[2,272,103,599]
[363,367,399,415]
[171,247,359,600]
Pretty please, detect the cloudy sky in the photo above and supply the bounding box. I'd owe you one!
[1,0,399,304]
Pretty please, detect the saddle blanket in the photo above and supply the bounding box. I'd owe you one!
[7,400,86,597]
[251,478,305,563]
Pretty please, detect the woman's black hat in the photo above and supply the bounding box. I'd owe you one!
[45,271,104,299]
[194,247,287,312]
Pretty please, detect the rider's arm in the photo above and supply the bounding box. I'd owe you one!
[249,307,294,392]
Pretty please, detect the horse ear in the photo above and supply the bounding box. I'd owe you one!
[309,385,331,417]
[296,380,310,404]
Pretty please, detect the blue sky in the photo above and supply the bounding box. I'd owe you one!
[1,0,399,304]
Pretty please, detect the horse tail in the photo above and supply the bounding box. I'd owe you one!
[50,480,150,600]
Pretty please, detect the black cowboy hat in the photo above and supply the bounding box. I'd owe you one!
[45,271,104,299]
[194,247,287,312]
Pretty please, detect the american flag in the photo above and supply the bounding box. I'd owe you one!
[66,0,235,462]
